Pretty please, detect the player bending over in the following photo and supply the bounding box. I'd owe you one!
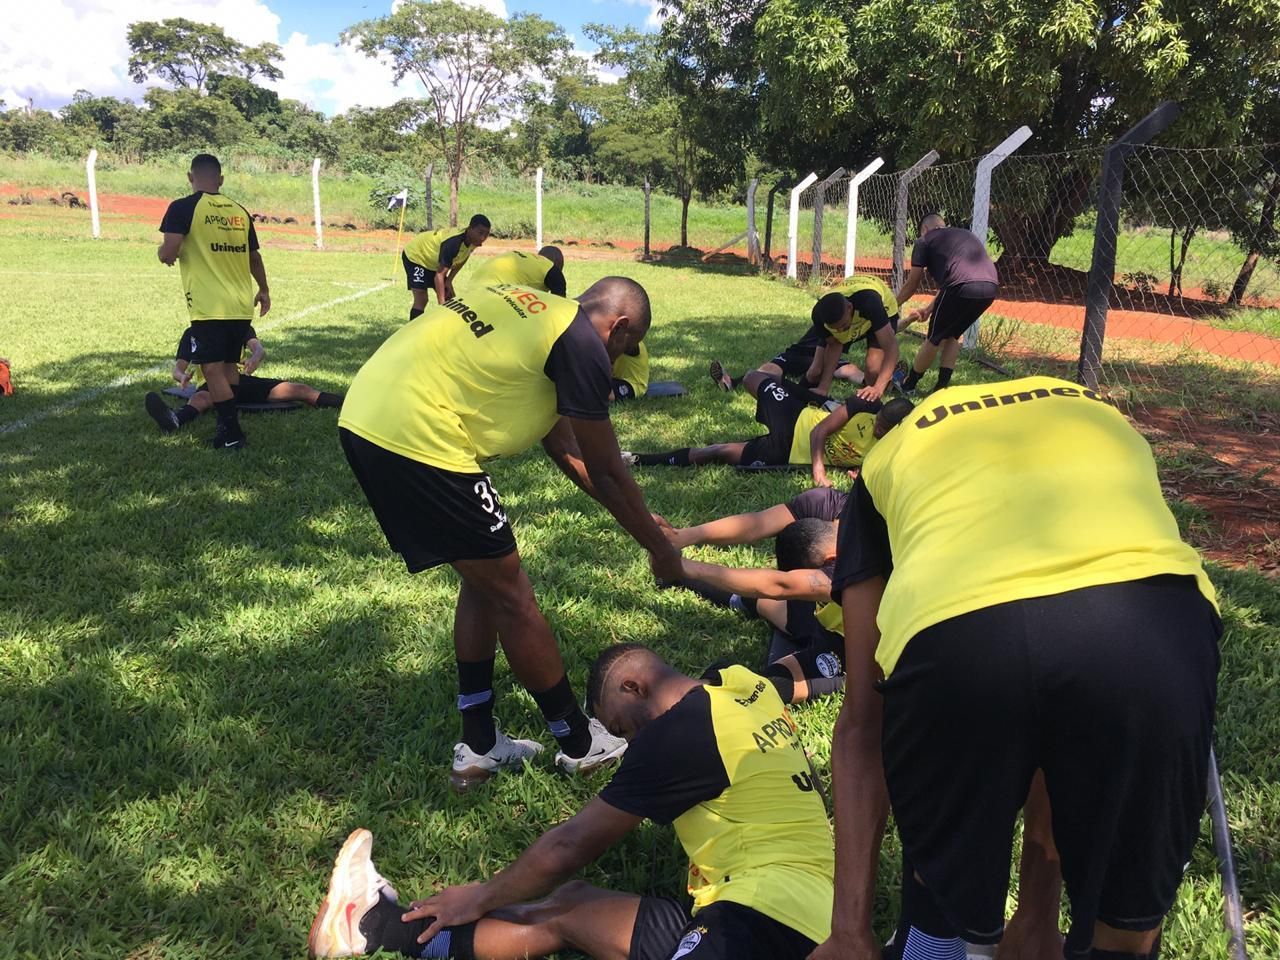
[469,247,567,297]
[143,326,342,433]
[402,215,491,320]
[309,645,833,960]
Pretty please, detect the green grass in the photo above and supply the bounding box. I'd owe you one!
[1,206,1278,959]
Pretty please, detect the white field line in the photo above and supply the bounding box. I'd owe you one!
[0,270,373,288]
[0,282,390,436]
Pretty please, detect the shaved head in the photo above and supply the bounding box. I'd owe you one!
[588,643,694,740]
[919,212,946,233]
[538,245,564,269]
[579,276,651,334]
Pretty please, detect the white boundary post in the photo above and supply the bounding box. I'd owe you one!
[787,172,818,280]
[312,158,323,250]
[892,150,940,290]
[844,157,884,277]
[963,125,1032,347]
[86,148,101,239]
[535,167,543,249]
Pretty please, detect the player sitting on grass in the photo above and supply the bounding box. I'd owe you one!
[309,644,833,960]
[627,373,912,485]
[143,326,343,433]
[402,215,491,320]
[610,339,648,402]
[469,247,567,296]
[710,273,900,400]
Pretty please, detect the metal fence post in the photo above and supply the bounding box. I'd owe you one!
[893,150,940,289]
[1078,102,1181,388]
[812,167,847,280]
[788,172,819,280]
[86,148,101,240]
[747,178,760,266]
[845,157,884,278]
[643,177,652,261]
[535,166,543,249]
[424,163,434,231]
[311,157,322,250]
[763,179,790,269]
[963,126,1032,347]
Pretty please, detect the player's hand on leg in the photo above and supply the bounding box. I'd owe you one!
[807,927,881,960]
[404,883,490,944]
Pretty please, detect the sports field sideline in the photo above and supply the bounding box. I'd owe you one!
[0,207,1277,958]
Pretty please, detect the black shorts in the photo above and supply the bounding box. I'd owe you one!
[402,251,437,292]
[769,344,851,378]
[339,427,516,573]
[878,574,1221,952]
[926,283,997,344]
[186,320,252,365]
[629,898,816,960]
[198,373,283,405]
[739,377,805,467]
[613,378,639,402]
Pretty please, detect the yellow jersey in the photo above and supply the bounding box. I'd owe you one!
[850,376,1218,676]
[599,665,834,943]
[470,251,565,296]
[340,284,610,473]
[823,275,899,344]
[404,228,475,273]
[159,192,259,322]
[787,403,878,467]
[611,341,650,397]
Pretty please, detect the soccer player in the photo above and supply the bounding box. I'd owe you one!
[469,247,567,296]
[157,153,270,450]
[892,213,1000,394]
[610,340,648,402]
[710,273,900,400]
[629,373,912,485]
[339,278,680,789]
[402,215,491,320]
[815,376,1221,960]
[308,644,834,960]
[143,326,342,433]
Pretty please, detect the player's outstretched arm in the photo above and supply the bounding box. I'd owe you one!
[675,503,798,548]
[243,338,266,374]
[172,359,192,386]
[816,337,843,395]
[859,324,898,402]
[810,404,853,488]
[894,265,926,306]
[680,557,831,602]
[402,798,640,946]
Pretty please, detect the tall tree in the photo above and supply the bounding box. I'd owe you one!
[343,0,570,225]
[126,18,283,94]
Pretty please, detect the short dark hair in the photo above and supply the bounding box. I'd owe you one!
[587,642,651,716]
[918,212,945,232]
[811,292,847,328]
[190,154,221,176]
[876,397,915,435]
[775,518,836,572]
[469,214,491,230]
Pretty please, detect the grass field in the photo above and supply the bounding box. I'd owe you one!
[1,205,1277,959]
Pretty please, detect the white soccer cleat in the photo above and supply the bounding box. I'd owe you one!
[449,725,544,792]
[554,717,628,776]
[308,828,399,958]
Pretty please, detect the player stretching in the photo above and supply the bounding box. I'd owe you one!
[402,215,491,320]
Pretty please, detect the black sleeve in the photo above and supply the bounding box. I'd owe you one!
[843,395,882,417]
[544,265,567,297]
[849,289,891,331]
[175,332,192,363]
[247,217,260,253]
[830,474,892,601]
[598,688,729,823]
[910,235,931,269]
[159,194,198,235]
[787,486,849,522]
[438,233,465,268]
[543,310,612,420]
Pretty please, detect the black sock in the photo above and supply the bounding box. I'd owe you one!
[315,391,344,408]
[213,398,240,434]
[174,404,200,426]
[356,891,477,959]
[783,377,832,406]
[729,375,742,388]
[638,448,691,467]
[410,307,424,321]
[531,675,591,757]
[457,658,496,755]
[902,369,923,390]
[936,367,954,389]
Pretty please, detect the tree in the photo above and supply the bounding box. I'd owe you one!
[141,88,250,150]
[343,0,571,225]
[127,18,283,94]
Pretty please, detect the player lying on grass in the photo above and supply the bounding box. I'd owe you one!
[710,273,900,400]
[402,215,491,320]
[309,644,834,960]
[143,326,343,433]
[469,247,567,297]
[627,373,912,485]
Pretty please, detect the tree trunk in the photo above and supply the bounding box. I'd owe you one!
[1169,224,1195,298]
[991,166,1096,278]
[449,171,460,228]
[1229,170,1280,305]
[680,193,690,249]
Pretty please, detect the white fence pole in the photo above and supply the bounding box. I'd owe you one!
[535,166,543,249]
[964,125,1032,347]
[86,148,101,239]
[787,172,818,280]
[844,157,884,278]
[312,158,323,251]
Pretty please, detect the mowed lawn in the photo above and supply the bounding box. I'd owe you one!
[0,208,1277,959]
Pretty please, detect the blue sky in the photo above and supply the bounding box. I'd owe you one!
[0,0,663,116]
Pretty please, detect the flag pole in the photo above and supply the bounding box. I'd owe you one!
[391,201,407,280]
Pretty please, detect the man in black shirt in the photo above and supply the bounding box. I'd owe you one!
[893,213,999,394]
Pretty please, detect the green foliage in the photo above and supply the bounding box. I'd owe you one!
[141,87,251,151]
[126,17,283,93]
